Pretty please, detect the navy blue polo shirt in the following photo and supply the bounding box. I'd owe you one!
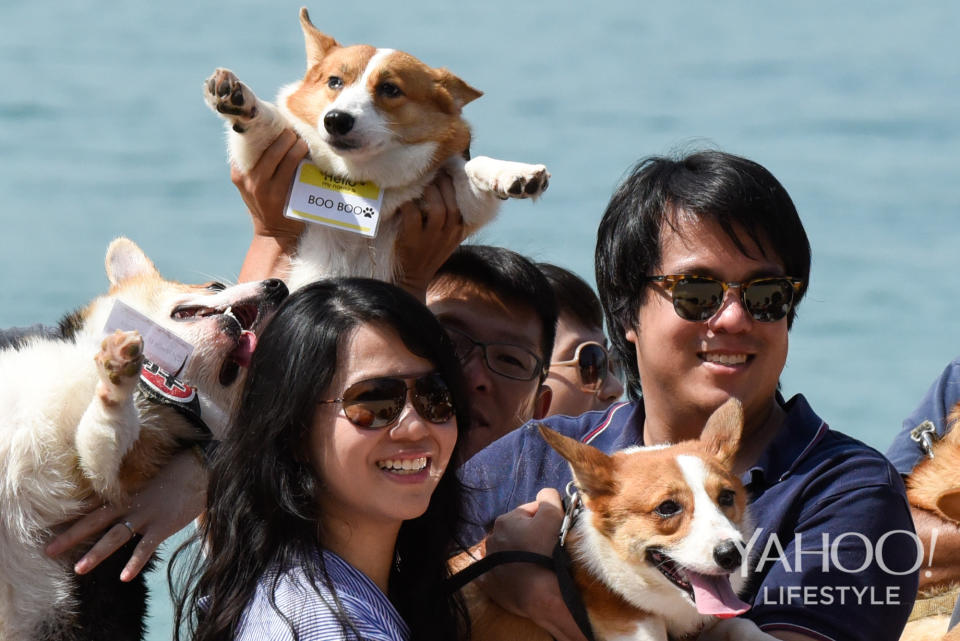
[886,355,960,475]
[460,394,918,641]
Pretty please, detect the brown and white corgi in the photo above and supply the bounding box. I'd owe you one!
[457,399,781,641]
[0,238,287,641]
[203,7,549,290]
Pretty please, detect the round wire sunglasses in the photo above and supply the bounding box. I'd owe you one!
[549,341,618,392]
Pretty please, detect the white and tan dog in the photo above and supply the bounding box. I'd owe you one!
[204,7,549,290]
[456,399,781,641]
[0,238,287,641]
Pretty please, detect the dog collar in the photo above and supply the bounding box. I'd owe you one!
[137,357,213,443]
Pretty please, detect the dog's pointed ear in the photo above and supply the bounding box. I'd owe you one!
[700,398,744,466]
[105,237,158,286]
[937,488,960,523]
[434,68,483,111]
[538,424,616,498]
[300,7,339,68]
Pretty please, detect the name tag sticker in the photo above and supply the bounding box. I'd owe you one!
[284,159,384,238]
[103,300,194,374]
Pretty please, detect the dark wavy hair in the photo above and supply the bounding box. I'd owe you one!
[596,150,811,401]
[171,278,470,641]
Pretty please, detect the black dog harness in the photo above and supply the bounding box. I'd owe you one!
[446,482,597,641]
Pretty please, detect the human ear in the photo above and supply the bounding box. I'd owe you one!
[532,384,552,420]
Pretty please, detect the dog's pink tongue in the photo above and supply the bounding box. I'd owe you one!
[232,331,257,368]
[687,572,751,619]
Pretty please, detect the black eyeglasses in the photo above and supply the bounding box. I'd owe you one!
[647,275,804,322]
[550,342,618,392]
[443,326,543,381]
[319,373,456,429]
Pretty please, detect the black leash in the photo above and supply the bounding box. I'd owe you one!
[551,539,596,641]
[446,482,597,641]
[445,550,554,593]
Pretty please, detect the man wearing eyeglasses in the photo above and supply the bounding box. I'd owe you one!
[459,151,917,641]
[426,244,557,461]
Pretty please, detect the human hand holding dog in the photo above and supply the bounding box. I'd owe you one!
[478,487,589,641]
[395,170,466,301]
[235,128,309,282]
[45,448,207,581]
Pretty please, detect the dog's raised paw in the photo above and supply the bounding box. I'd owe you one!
[465,157,551,201]
[203,68,258,131]
[95,330,144,405]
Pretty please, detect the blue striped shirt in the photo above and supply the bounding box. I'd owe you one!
[236,550,409,641]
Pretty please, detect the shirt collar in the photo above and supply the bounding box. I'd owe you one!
[741,393,829,488]
[627,393,828,488]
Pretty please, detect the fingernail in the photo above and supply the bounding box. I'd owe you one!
[74,560,89,575]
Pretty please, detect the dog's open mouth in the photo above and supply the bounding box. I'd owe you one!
[647,549,692,594]
[171,302,258,327]
[171,302,261,386]
[646,549,750,619]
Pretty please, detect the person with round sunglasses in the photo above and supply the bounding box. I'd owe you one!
[172,278,470,641]
[537,263,624,417]
[459,151,917,641]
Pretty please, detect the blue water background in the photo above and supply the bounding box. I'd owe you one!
[1,2,958,638]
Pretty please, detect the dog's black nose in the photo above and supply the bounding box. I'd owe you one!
[324,110,355,136]
[262,278,289,302]
[713,540,742,571]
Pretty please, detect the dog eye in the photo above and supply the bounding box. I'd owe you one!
[205,282,226,292]
[327,76,344,90]
[718,489,736,507]
[654,500,682,518]
[377,82,403,99]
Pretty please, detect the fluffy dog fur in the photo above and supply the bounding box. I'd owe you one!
[204,7,549,290]
[453,399,781,641]
[0,238,287,641]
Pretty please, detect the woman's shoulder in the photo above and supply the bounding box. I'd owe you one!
[236,555,409,641]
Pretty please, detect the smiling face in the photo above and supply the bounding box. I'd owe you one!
[86,238,288,427]
[310,322,458,534]
[626,212,790,442]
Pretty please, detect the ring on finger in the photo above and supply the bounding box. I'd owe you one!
[120,520,137,537]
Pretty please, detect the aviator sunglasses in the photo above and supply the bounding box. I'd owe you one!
[550,342,617,393]
[647,275,805,322]
[319,373,456,429]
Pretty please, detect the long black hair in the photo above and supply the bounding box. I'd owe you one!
[171,278,470,641]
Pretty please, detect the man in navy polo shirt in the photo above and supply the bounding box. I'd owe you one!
[460,151,918,641]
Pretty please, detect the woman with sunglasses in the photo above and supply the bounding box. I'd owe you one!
[537,262,624,417]
[459,151,917,641]
[172,278,470,641]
